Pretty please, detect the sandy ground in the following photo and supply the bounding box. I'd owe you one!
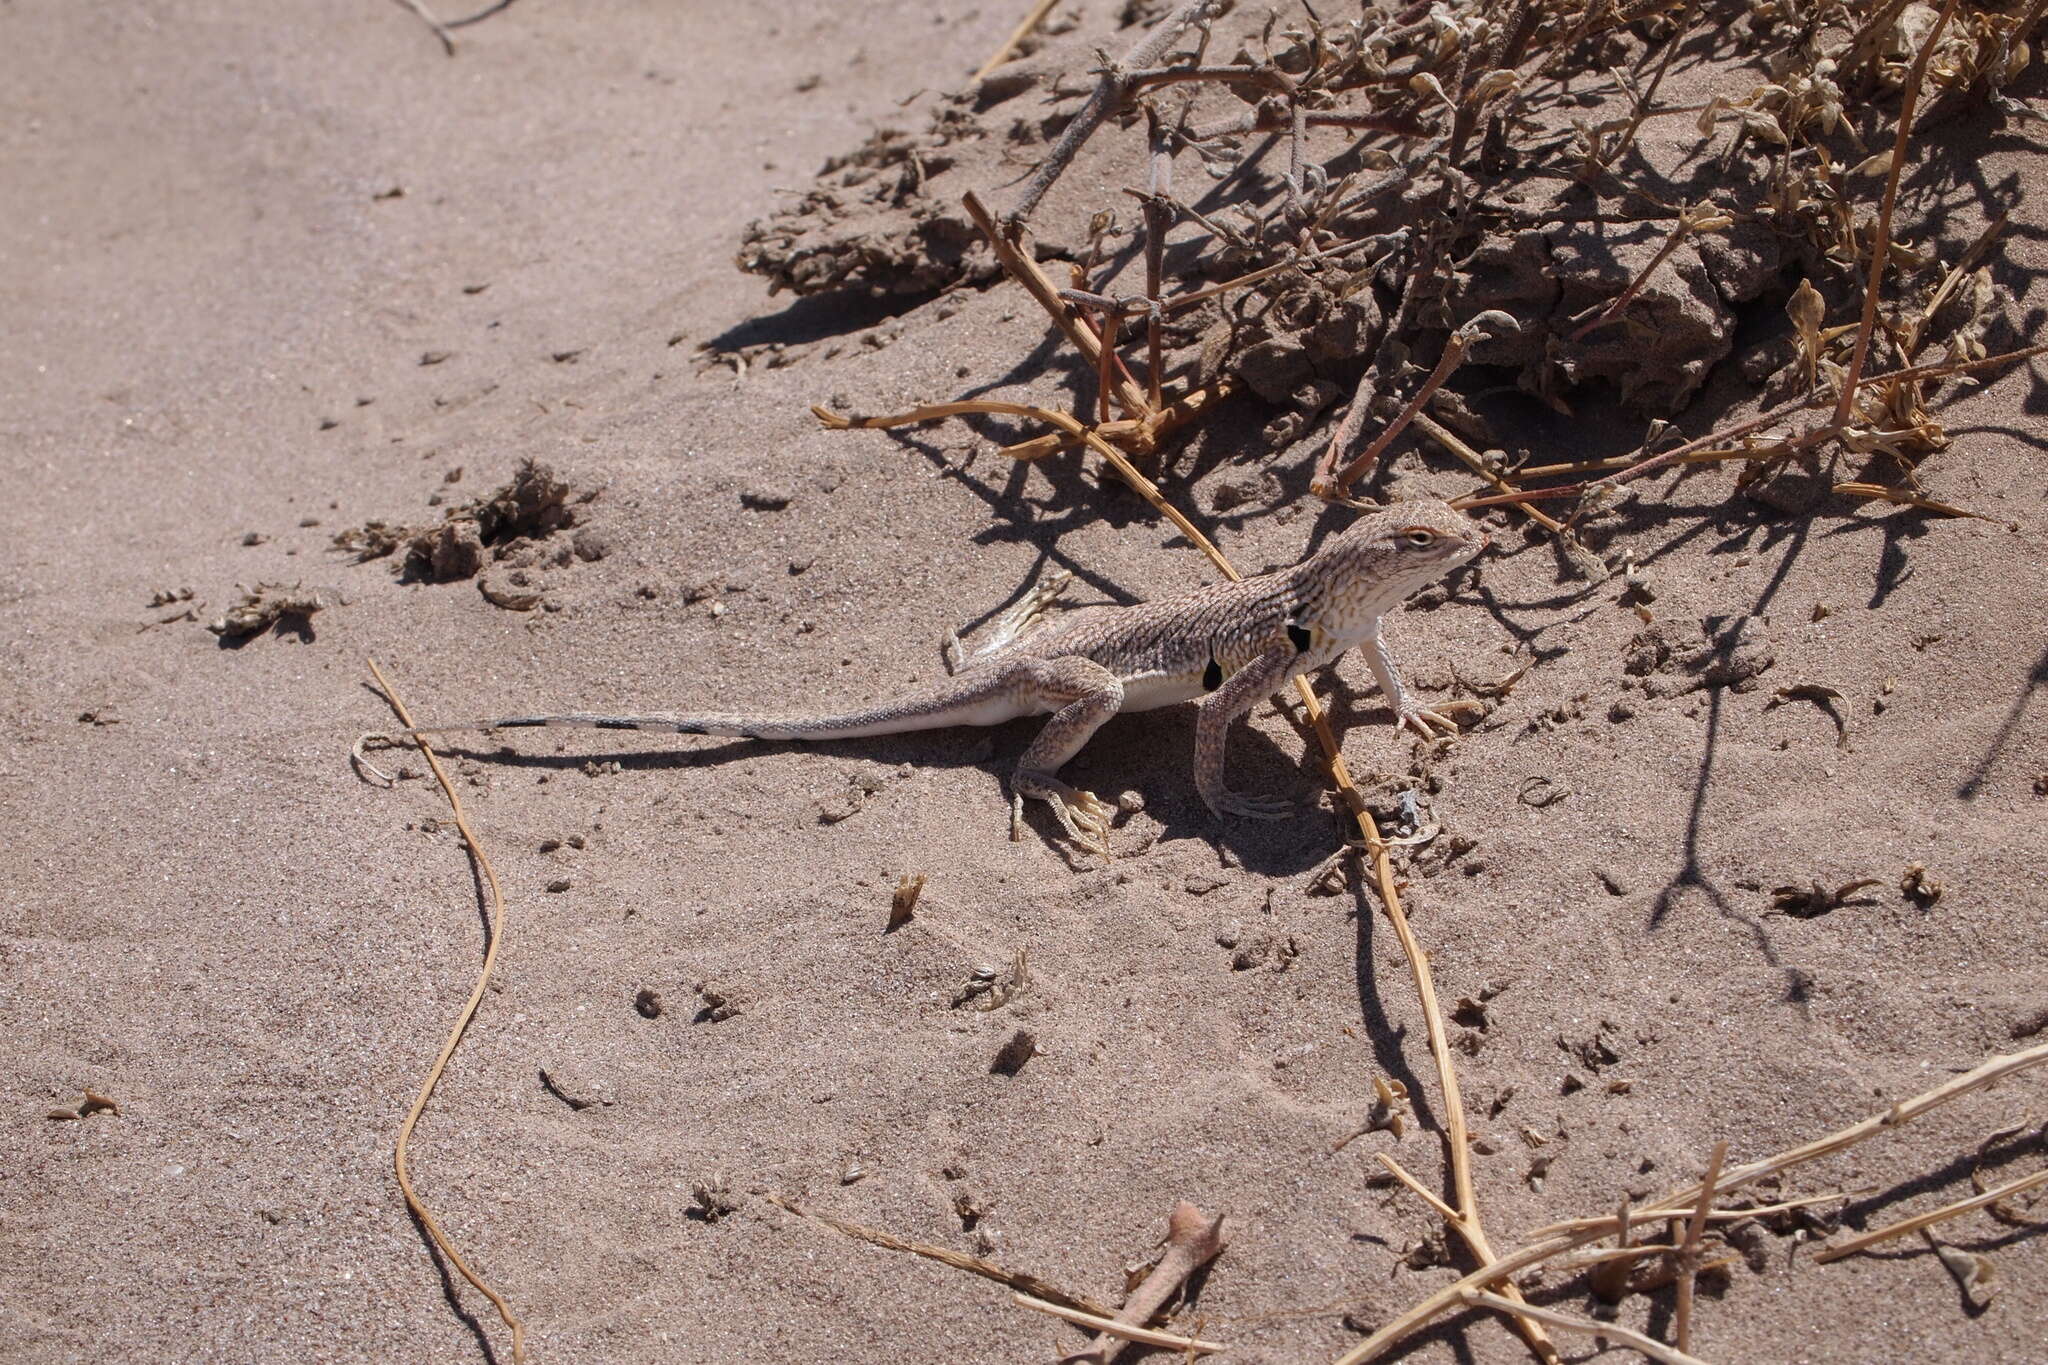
[4,2,2045,1362]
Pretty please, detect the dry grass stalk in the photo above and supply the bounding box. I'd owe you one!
[963,192,1154,423]
[1832,482,2012,525]
[1315,314,1505,498]
[1814,1166,2048,1263]
[1672,1141,1728,1356]
[1565,203,1731,342]
[1056,1201,1228,1364]
[1017,1293,1226,1355]
[1833,0,1961,429]
[767,1193,1112,1317]
[364,657,528,1364]
[999,378,1237,463]
[1415,414,1567,536]
[1335,1041,2048,1363]
[1567,340,2048,505]
[972,0,1061,82]
[1460,1290,1712,1365]
[1005,0,1222,224]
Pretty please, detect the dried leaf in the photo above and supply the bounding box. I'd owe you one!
[1410,72,1452,108]
[1788,278,1826,387]
[1468,68,1519,103]
[1834,483,2013,526]
[887,873,925,931]
[1927,1235,1998,1307]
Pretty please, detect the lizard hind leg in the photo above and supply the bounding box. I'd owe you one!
[944,570,1075,674]
[1005,654,1123,859]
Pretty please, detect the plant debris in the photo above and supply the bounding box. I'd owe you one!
[207,583,331,639]
[1900,861,1944,907]
[46,1090,121,1121]
[334,459,598,587]
[887,873,925,931]
[1771,877,1884,918]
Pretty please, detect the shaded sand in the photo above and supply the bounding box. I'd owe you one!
[4,2,2044,1361]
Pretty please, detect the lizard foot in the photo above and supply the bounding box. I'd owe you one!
[1207,789,1295,821]
[1397,705,1467,739]
[1014,772,1115,859]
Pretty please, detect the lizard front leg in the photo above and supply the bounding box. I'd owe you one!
[1007,655,1124,858]
[1194,645,1296,820]
[1363,625,1460,739]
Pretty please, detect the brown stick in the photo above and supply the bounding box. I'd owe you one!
[1586,336,2048,497]
[1318,314,1507,498]
[1672,1141,1727,1356]
[972,0,1061,82]
[365,658,528,1365]
[1336,1042,2048,1363]
[768,1193,1112,1316]
[964,191,1155,422]
[1413,413,1569,535]
[1832,0,1959,428]
[1060,1202,1228,1364]
[1000,377,1239,463]
[1566,205,1726,342]
[1019,1294,1226,1354]
[1814,1167,2048,1263]
[1006,0,1222,224]
[1461,1291,1712,1365]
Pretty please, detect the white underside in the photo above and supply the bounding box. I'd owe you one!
[1118,669,1208,712]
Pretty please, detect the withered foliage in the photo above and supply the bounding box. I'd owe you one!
[334,459,596,583]
[744,0,2041,515]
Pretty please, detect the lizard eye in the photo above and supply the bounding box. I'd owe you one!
[1404,529,1437,548]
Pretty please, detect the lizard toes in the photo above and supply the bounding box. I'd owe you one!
[1062,790,1116,858]
[1399,707,1460,739]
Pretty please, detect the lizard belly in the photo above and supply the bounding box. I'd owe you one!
[1117,668,1207,712]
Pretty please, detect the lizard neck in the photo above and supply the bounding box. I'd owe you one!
[1284,555,1392,649]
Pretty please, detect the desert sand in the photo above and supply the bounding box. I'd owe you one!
[4,2,2044,1362]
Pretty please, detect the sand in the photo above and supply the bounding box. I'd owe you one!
[4,2,2044,1362]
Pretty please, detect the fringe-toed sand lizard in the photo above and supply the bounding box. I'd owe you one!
[360,499,1486,856]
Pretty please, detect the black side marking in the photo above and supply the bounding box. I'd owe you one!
[594,719,642,731]
[1201,657,1224,692]
[495,718,546,728]
[1287,622,1313,654]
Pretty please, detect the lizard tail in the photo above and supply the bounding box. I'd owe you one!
[385,687,1028,745]
[352,683,1033,785]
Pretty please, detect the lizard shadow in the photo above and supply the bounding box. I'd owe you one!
[1069,705,1364,876]
[418,707,1330,872]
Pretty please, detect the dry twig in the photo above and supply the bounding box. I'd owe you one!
[1815,1166,2048,1263]
[1833,0,1960,429]
[1460,1290,1711,1365]
[973,0,1061,82]
[1056,1201,1229,1363]
[365,657,527,1365]
[1335,1042,2048,1362]
[768,1193,1110,1316]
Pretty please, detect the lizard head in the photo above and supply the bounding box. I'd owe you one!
[1313,499,1487,618]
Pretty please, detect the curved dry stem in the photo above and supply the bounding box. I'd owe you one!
[1833,0,1960,427]
[365,657,527,1364]
[1461,1291,1711,1365]
[1814,1166,2048,1263]
[1337,1041,2048,1363]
